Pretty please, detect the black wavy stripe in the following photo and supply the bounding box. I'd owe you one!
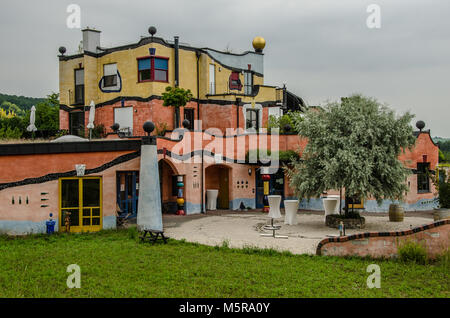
[0,151,140,191]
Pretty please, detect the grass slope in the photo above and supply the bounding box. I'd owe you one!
[0,228,448,298]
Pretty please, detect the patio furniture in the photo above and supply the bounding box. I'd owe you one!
[261,195,288,239]
[326,195,341,213]
[322,197,339,221]
[206,189,219,210]
[284,199,299,225]
[139,230,168,244]
[116,204,131,228]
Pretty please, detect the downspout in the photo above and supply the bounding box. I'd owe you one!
[174,36,179,87]
[236,97,241,132]
[196,49,205,214]
[174,36,180,128]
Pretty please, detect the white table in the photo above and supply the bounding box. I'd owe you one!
[284,200,299,225]
[206,189,219,210]
[268,195,282,219]
[322,197,339,221]
[262,195,287,239]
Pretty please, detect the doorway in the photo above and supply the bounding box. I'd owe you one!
[205,165,230,209]
[159,159,178,214]
[59,177,102,232]
[116,171,139,217]
[69,111,85,137]
[255,168,285,209]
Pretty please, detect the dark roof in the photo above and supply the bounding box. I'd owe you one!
[285,90,306,112]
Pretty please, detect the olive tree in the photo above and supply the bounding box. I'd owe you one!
[286,94,416,215]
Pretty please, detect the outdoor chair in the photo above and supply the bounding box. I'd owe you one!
[116,205,131,228]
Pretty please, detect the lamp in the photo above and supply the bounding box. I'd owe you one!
[248,168,252,176]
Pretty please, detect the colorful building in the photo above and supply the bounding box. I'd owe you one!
[0,27,439,235]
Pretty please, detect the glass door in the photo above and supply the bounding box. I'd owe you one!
[116,171,139,217]
[60,177,102,232]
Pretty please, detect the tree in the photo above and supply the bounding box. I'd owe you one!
[286,94,416,216]
[161,86,193,128]
[22,92,59,133]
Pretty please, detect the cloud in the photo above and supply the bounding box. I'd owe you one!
[0,0,449,136]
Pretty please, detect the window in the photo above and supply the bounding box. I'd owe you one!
[183,108,194,131]
[74,69,84,104]
[103,63,118,87]
[114,107,133,136]
[347,196,364,209]
[229,71,242,91]
[246,109,259,130]
[69,111,84,136]
[60,177,102,232]
[138,57,168,82]
[244,71,253,95]
[417,162,430,193]
[209,64,215,94]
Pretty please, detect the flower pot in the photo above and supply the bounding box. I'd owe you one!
[388,204,404,222]
[433,208,450,221]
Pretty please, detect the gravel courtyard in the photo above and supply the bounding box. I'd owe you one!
[163,210,435,255]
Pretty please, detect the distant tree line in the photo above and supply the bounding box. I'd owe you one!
[437,140,450,163]
[0,92,60,139]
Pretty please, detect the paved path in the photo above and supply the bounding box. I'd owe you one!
[163,210,435,255]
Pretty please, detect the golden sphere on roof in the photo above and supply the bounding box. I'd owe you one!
[252,36,266,52]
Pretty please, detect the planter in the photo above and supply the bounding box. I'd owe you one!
[433,208,450,221]
[325,214,365,229]
[388,204,404,222]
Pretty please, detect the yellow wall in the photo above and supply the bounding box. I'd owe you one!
[59,42,278,108]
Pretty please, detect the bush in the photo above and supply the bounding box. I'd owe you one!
[266,111,301,134]
[438,181,450,208]
[155,122,168,136]
[91,124,106,139]
[398,241,428,264]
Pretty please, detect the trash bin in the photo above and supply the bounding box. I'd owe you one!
[46,213,56,234]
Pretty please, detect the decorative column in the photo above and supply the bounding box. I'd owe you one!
[176,175,185,215]
[137,121,163,233]
[262,167,271,212]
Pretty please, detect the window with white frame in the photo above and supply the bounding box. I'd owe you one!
[103,63,118,87]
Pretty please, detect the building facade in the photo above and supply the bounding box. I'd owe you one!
[0,28,440,235]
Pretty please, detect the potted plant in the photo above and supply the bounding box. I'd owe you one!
[162,86,193,129]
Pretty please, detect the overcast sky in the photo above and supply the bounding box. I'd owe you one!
[0,0,449,137]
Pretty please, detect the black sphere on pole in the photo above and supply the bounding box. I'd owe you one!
[416,120,425,131]
[58,46,66,55]
[143,121,155,136]
[111,123,120,132]
[182,119,190,129]
[148,26,157,37]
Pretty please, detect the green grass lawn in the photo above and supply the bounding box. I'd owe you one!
[0,228,448,298]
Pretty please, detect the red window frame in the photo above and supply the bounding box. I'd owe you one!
[229,71,242,90]
[137,56,169,83]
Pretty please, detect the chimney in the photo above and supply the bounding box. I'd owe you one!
[82,28,101,53]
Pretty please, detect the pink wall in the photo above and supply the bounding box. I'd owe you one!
[317,220,449,259]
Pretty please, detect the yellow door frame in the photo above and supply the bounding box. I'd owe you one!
[59,176,103,233]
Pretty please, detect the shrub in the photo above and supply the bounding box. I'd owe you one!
[155,122,168,136]
[92,124,106,139]
[398,241,428,264]
[266,111,301,134]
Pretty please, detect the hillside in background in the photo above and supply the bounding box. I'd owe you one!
[0,93,45,112]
